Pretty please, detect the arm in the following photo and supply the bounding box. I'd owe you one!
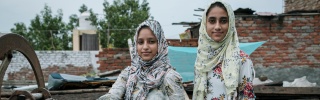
[164,69,190,100]
[237,56,255,100]
[97,67,131,100]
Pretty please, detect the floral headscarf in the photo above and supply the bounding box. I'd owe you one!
[125,20,171,100]
[193,0,241,99]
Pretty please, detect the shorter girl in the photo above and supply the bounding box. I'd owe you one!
[98,20,189,100]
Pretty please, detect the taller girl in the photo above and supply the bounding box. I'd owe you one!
[193,1,255,100]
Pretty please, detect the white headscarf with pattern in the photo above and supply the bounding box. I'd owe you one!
[125,20,171,100]
[193,0,241,99]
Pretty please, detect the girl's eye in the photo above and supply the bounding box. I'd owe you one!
[208,18,216,23]
[137,40,143,45]
[149,40,156,44]
[220,19,228,24]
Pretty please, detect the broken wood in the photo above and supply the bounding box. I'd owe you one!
[254,86,320,99]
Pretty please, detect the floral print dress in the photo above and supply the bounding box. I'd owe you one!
[97,66,189,100]
[204,51,255,100]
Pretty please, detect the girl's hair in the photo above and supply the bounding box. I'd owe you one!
[138,25,150,34]
[206,2,227,16]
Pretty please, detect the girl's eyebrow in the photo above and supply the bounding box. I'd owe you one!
[208,16,216,18]
[137,37,157,40]
[207,16,228,18]
[220,17,228,19]
[148,38,156,39]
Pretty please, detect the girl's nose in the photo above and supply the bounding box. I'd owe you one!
[214,22,221,31]
[142,42,149,50]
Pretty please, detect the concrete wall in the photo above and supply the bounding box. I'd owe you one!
[1,51,99,85]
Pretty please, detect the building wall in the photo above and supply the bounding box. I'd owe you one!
[236,15,320,68]
[1,51,99,86]
[235,14,320,84]
[73,29,102,51]
[285,0,320,13]
[167,39,198,47]
[96,48,131,72]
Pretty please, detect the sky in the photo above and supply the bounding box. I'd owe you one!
[0,0,283,39]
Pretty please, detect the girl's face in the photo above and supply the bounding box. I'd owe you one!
[137,27,158,61]
[206,6,229,42]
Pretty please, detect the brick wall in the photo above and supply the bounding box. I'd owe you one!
[96,48,131,72]
[167,39,198,47]
[236,14,320,84]
[1,51,99,85]
[285,0,320,13]
[94,39,198,77]
[236,15,320,68]
[95,39,198,72]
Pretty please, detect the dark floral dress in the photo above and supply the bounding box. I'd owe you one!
[97,66,189,100]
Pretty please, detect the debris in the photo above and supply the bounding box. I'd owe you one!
[253,78,273,86]
[283,76,317,87]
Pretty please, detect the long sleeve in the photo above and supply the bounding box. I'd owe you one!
[237,52,255,100]
[164,69,190,100]
[97,67,131,100]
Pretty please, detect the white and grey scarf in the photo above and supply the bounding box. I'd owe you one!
[125,20,172,100]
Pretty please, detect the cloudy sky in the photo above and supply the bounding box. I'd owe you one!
[0,0,283,39]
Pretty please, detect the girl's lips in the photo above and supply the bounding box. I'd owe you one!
[213,32,223,34]
[212,32,223,36]
[142,52,151,55]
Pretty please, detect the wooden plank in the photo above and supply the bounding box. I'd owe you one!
[254,86,320,95]
[49,88,110,94]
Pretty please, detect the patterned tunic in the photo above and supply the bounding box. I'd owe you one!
[195,51,255,100]
[97,66,189,100]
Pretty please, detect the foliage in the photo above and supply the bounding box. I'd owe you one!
[10,0,150,49]
[90,0,150,48]
[11,4,72,50]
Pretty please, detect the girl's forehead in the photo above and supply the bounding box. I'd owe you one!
[207,8,228,18]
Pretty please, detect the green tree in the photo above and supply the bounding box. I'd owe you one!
[10,4,72,50]
[66,4,89,30]
[66,14,78,30]
[91,0,150,48]
[79,4,88,13]
[10,23,29,40]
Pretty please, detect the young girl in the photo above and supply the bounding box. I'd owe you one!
[98,20,189,100]
[193,1,255,100]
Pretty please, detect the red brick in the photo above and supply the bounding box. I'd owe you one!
[126,62,131,66]
[314,36,320,44]
[120,56,126,60]
[114,60,123,63]
[95,54,100,57]
[124,59,131,63]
